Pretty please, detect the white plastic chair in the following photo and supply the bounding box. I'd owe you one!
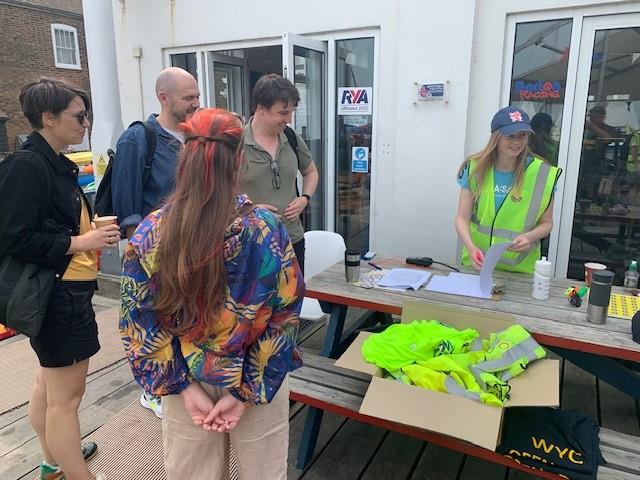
[300,230,346,321]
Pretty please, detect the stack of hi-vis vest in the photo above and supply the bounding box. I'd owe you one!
[361,320,547,406]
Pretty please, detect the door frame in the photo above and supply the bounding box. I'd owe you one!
[501,5,640,278]
[556,13,640,278]
[163,28,379,241]
[206,52,250,116]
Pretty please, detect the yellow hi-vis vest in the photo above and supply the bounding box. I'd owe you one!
[461,157,561,274]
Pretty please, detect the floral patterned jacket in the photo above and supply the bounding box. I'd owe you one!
[119,194,304,404]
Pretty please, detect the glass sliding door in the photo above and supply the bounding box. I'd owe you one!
[282,33,327,232]
[170,52,198,80]
[206,53,249,116]
[561,16,640,284]
[335,38,374,253]
[508,19,573,259]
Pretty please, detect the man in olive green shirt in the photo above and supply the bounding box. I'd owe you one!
[240,74,319,273]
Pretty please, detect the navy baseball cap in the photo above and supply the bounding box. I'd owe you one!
[491,106,534,136]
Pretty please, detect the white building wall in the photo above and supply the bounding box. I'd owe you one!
[109,0,634,264]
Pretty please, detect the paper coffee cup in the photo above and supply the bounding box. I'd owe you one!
[94,215,118,228]
[584,262,607,287]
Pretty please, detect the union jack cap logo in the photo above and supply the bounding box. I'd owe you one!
[509,111,523,122]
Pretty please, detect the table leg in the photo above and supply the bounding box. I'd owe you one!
[321,303,348,358]
[296,407,325,469]
[548,346,640,400]
[297,304,390,469]
[295,302,347,469]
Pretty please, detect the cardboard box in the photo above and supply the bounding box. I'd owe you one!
[334,301,560,451]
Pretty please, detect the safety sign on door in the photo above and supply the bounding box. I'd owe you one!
[351,146,369,173]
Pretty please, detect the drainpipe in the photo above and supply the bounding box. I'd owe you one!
[82,0,125,275]
[82,0,124,188]
[0,111,8,154]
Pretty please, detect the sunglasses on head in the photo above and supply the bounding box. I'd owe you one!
[271,159,281,189]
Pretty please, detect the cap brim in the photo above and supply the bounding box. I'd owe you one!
[497,123,534,136]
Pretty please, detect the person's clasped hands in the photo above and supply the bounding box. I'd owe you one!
[180,382,247,433]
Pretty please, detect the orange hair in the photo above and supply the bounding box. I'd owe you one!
[154,108,244,343]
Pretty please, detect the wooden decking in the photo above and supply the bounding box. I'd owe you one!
[1,297,639,480]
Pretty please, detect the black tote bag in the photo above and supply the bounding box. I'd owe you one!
[0,256,55,337]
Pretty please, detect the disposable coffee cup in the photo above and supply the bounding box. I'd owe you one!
[584,262,607,287]
[344,249,361,283]
[94,215,118,228]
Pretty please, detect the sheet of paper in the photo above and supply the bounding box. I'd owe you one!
[424,242,512,299]
[377,268,432,290]
[425,272,491,299]
[479,242,512,296]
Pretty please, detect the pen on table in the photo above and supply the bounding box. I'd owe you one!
[368,262,382,270]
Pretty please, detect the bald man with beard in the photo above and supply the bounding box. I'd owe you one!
[112,67,200,239]
[111,67,199,419]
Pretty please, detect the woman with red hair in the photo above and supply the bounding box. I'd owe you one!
[120,108,304,479]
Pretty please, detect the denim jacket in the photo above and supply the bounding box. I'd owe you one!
[111,114,182,232]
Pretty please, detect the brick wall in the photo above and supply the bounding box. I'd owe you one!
[0,2,90,151]
[18,0,82,14]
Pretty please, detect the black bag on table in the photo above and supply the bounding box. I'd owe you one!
[0,256,54,338]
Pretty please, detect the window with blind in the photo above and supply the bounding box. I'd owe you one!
[51,24,81,70]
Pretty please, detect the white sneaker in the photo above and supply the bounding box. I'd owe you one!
[139,392,163,419]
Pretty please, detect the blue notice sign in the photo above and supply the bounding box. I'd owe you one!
[351,146,369,173]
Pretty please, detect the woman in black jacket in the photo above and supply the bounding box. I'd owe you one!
[0,78,119,480]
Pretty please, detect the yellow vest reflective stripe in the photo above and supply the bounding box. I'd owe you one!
[469,325,546,396]
[461,157,561,273]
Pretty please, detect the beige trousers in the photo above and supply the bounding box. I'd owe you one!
[162,380,290,480]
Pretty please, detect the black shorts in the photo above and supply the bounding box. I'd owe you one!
[30,281,100,368]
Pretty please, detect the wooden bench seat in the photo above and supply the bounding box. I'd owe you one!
[290,352,640,479]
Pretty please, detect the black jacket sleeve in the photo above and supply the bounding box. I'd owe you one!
[0,153,71,267]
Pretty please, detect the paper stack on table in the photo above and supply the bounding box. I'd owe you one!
[377,268,432,291]
[424,242,511,299]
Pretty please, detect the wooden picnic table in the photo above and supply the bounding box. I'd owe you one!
[295,259,640,468]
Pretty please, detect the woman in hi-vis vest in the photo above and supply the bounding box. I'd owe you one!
[455,106,562,274]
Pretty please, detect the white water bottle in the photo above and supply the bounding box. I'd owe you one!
[532,256,552,300]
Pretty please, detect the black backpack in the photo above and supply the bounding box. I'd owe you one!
[94,121,157,216]
[283,126,310,226]
[283,125,300,167]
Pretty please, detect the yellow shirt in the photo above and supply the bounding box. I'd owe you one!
[62,198,98,281]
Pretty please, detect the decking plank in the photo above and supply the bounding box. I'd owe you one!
[0,381,140,480]
[410,443,466,480]
[600,428,640,454]
[560,359,598,418]
[598,466,640,479]
[459,455,509,480]
[301,418,387,480]
[0,361,133,457]
[599,380,640,436]
[360,431,424,480]
[601,444,640,475]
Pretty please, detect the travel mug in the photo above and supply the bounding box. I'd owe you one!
[587,270,614,325]
[345,249,361,283]
[632,311,640,344]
